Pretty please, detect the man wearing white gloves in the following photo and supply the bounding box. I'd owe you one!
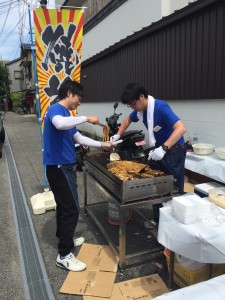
[111,82,186,223]
[43,79,112,272]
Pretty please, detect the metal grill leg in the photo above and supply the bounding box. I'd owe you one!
[118,206,126,270]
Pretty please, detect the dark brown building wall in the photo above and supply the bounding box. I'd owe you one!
[81,0,225,103]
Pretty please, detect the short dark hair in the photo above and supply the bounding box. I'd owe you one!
[58,78,84,100]
[121,82,148,104]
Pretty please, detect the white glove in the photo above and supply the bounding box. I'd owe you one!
[148,146,166,161]
[110,134,120,142]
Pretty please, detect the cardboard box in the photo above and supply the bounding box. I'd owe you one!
[165,251,225,288]
[60,243,118,297]
[184,182,195,193]
[83,274,169,300]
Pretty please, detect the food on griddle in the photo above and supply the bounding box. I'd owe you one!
[103,123,110,141]
[107,160,146,172]
[107,160,164,181]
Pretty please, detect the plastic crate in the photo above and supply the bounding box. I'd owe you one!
[164,251,225,288]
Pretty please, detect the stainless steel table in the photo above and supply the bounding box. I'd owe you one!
[83,168,173,270]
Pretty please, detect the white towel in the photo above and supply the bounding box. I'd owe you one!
[137,95,156,147]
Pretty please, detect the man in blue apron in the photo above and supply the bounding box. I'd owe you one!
[111,82,187,224]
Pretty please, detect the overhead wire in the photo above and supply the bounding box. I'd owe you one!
[18,0,23,45]
[22,5,29,31]
[0,0,17,4]
[0,0,59,60]
[0,2,18,16]
[0,0,28,59]
[13,46,20,60]
[0,0,12,38]
[0,13,25,48]
[0,2,20,46]
[0,0,13,39]
[0,1,18,9]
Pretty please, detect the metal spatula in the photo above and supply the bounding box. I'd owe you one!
[109,140,123,161]
[110,151,121,161]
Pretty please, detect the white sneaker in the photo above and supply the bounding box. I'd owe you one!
[56,253,86,271]
[74,236,85,247]
[144,220,157,229]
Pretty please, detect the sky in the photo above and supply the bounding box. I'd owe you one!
[0,0,55,62]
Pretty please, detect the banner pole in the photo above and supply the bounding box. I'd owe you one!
[28,5,49,190]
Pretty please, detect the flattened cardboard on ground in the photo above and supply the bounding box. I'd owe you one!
[83,274,169,300]
[184,182,195,193]
[77,243,118,272]
[83,284,124,300]
[60,243,118,297]
[118,274,169,299]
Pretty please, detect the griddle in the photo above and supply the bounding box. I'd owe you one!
[85,152,174,203]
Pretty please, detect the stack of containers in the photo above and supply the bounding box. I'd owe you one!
[172,193,212,224]
[194,182,224,198]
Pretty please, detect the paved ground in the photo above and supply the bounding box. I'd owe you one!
[0,112,170,300]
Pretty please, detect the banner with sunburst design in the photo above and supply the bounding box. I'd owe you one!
[33,8,84,130]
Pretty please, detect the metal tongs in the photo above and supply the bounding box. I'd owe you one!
[98,123,106,128]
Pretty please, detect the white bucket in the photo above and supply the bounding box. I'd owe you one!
[108,201,132,225]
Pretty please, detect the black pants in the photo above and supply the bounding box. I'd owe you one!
[149,146,186,223]
[46,164,79,256]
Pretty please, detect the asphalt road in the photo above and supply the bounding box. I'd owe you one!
[0,112,169,300]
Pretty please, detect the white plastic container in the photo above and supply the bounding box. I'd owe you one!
[172,193,211,224]
[175,254,206,271]
[208,187,225,209]
[192,143,214,155]
[172,194,199,224]
[215,147,225,160]
[194,182,224,197]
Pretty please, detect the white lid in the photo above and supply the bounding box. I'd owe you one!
[195,182,224,193]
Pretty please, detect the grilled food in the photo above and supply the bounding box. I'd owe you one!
[107,160,164,181]
[103,123,110,141]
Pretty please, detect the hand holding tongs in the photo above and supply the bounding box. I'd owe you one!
[111,139,123,146]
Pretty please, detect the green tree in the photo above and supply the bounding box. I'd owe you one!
[11,91,23,102]
[0,61,10,99]
[10,91,23,110]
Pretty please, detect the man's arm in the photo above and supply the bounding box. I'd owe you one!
[163,120,186,149]
[52,115,99,130]
[73,131,113,150]
[148,120,186,161]
[117,116,132,136]
[110,116,132,142]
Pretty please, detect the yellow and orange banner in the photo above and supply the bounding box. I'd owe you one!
[33,8,84,128]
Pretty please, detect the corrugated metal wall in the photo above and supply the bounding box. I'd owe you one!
[81,0,225,102]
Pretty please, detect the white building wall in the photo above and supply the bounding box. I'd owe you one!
[55,0,225,148]
[161,0,197,17]
[82,0,196,61]
[77,99,225,149]
[6,60,22,93]
[170,99,225,148]
[79,0,225,148]
[82,0,161,61]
